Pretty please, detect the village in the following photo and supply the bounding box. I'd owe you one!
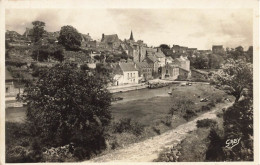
[5,19,254,163]
[5,26,240,102]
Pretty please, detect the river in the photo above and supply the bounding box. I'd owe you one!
[6,84,178,123]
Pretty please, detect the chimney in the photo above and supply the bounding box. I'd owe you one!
[102,33,104,41]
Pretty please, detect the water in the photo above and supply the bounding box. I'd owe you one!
[6,84,178,123]
[112,84,177,104]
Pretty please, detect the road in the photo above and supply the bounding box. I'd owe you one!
[87,102,232,162]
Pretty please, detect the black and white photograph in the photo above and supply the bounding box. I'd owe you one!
[1,0,259,164]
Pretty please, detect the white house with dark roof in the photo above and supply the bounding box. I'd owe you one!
[113,62,139,86]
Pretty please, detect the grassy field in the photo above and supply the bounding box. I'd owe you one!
[111,84,231,126]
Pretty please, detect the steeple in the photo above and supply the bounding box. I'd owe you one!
[129,30,134,41]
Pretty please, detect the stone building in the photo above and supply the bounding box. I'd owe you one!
[160,55,191,80]
[100,33,121,50]
[212,45,225,54]
[135,62,153,82]
[120,31,148,63]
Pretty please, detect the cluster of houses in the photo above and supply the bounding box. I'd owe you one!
[82,31,191,86]
[5,28,228,89]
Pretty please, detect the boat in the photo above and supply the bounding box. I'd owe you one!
[111,97,124,102]
[168,91,172,95]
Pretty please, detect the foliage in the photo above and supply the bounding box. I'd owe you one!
[222,98,253,161]
[23,64,112,159]
[208,54,224,69]
[112,118,145,136]
[6,60,27,67]
[169,98,195,116]
[32,21,46,43]
[214,58,253,102]
[159,44,170,50]
[183,109,197,121]
[58,25,82,51]
[196,119,217,128]
[190,54,209,69]
[206,128,225,161]
[245,46,253,63]
[80,64,90,71]
[206,97,253,161]
[31,44,64,62]
[95,63,113,80]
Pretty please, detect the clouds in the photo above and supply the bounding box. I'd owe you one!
[5,8,253,49]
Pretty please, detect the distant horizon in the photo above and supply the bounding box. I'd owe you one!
[5,9,253,50]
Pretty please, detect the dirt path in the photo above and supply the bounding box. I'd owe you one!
[87,102,233,162]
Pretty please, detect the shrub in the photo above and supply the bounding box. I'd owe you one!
[152,126,161,135]
[216,111,223,118]
[207,101,216,108]
[196,119,217,128]
[183,110,197,120]
[113,118,144,136]
[215,97,223,103]
[201,105,210,112]
[161,115,172,127]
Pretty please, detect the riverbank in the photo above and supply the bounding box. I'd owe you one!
[87,102,233,162]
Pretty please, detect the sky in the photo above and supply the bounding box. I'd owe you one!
[5,8,253,50]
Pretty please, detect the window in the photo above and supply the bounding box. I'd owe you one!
[131,73,132,77]
[128,73,129,78]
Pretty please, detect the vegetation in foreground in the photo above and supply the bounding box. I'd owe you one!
[155,58,253,162]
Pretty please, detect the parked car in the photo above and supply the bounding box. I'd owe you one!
[200,98,209,102]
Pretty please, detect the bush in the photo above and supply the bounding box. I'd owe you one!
[207,101,216,108]
[113,118,144,136]
[215,97,223,103]
[196,119,217,128]
[161,115,172,127]
[183,110,197,120]
[152,126,161,135]
[216,111,223,118]
[201,105,210,112]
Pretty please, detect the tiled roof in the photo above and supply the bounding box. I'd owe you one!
[147,56,158,63]
[179,67,189,72]
[119,62,138,72]
[102,34,119,43]
[135,62,152,68]
[155,52,165,58]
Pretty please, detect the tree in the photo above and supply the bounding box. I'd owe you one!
[31,21,46,61]
[159,44,170,50]
[58,25,82,51]
[208,54,224,69]
[80,64,90,71]
[245,46,253,63]
[23,64,112,158]
[32,21,45,43]
[214,59,253,102]
[31,44,64,62]
[191,54,209,69]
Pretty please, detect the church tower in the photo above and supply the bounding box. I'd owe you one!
[129,30,134,41]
